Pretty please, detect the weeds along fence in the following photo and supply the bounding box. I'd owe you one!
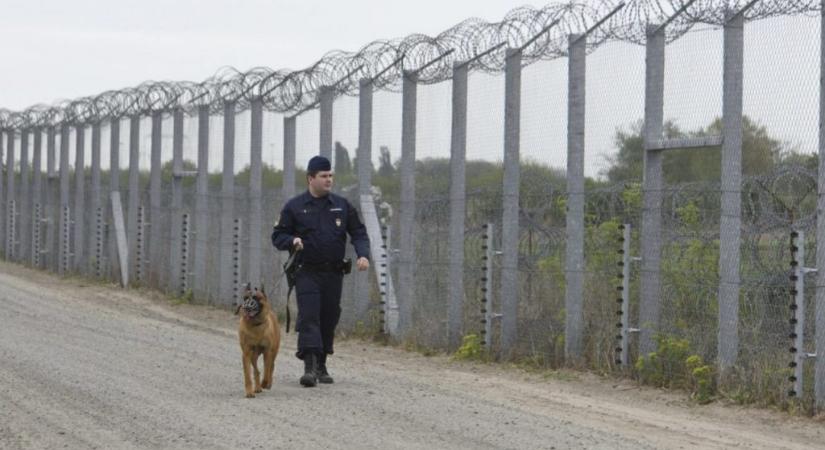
[2,0,825,411]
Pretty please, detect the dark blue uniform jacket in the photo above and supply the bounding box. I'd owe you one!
[271,191,370,264]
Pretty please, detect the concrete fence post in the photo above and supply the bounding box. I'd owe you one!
[500,48,522,355]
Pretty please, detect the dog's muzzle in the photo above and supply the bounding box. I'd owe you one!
[241,297,261,320]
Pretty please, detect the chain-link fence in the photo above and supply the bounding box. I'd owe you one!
[1,0,824,412]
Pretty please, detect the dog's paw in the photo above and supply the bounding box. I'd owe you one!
[245,392,256,398]
[262,380,272,389]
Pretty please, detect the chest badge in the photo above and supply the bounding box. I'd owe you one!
[335,218,342,227]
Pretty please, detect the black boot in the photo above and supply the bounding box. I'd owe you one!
[317,353,334,384]
[300,353,318,387]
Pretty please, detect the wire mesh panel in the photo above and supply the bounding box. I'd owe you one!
[405,80,453,348]
[233,108,252,302]
[463,70,505,352]
[653,25,725,376]
[259,109,286,308]
[371,88,403,335]
[739,13,821,406]
[331,95,359,173]
[506,56,567,364]
[110,117,131,283]
[200,113,225,303]
[580,38,646,370]
[295,109,320,185]
[331,92,367,333]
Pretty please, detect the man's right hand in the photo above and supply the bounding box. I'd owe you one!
[292,237,304,251]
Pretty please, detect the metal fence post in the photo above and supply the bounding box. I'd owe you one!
[193,105,210,300]
[108,118,120,280]
[45,127,57,271]
[789,230,817,398]
[816,0,825,413]
[280,115,297,307]
[180,213,191,297]
[233,217,242,305]
[95,206,104,278]
[136,205,145,283]
[33,202,42,268]
[398,70,418,336]
[111,192,129,287]
[32,128,43,267]
[90,122,101,274]
[718,10,745,373]
[481,223,501,349]
[6,200,16,260]
[379,223,390,333]
[0,130,5,258]
[448,61,468,349]
[6,131,16,261]
[356,78,374,324]
[640,24,665,357]
[248,98,263,286]
[283,116,296,201]
[320,85,334,161]
[616,224,642,366]
[148,111,163,287]
[19,129,29,263]
[74,124,86,272]
[127,116,140,283]
[380,223,398,334]
[219,101,237,305]
[60,205,70,275]
[170,109,185,295]
[58,125,70,275]
[500,48,522,355]
[566,33,587,361]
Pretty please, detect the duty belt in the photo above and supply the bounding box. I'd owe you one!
[299,259,351,273]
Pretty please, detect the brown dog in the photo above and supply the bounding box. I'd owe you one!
[236,284,281,398]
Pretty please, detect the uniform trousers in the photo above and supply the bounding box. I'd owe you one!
[294,269,343,359]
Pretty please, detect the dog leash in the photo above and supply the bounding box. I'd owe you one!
[233,251,298,329]
[282,248,301,334]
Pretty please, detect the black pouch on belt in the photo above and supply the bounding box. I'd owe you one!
[342,258,352,274]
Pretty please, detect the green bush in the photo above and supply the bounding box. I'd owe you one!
[686,355,715,404]
[635,335,716,403]
[454,334,489,362]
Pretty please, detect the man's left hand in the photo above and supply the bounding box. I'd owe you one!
[356,257,369,271]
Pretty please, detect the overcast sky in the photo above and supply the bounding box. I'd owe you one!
[1,1,819,179]
[0,0,528,111]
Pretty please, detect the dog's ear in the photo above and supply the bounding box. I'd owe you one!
[245,282,252,291]
[260,284,266,295]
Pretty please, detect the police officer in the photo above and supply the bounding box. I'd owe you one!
[271,155,370,387]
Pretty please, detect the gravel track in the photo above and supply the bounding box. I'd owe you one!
[1,261,823,449]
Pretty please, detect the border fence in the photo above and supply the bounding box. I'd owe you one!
[2,0,825,411]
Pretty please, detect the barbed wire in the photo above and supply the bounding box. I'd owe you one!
[0,0,819,129]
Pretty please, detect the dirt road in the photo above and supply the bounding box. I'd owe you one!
[0,261,822,449]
